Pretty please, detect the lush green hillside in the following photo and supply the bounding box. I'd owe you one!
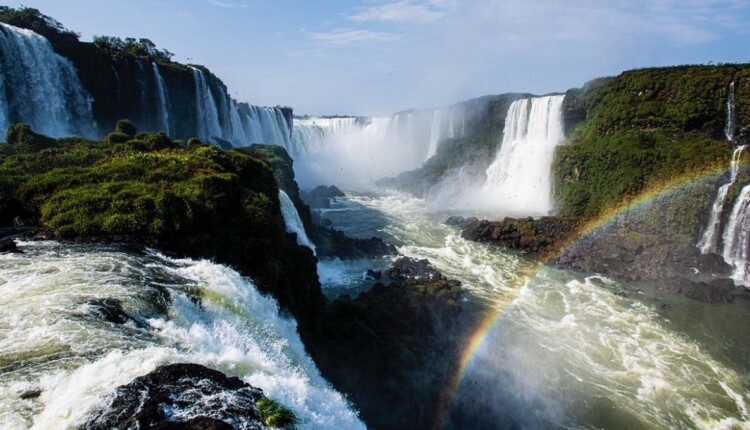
[0,122,323,327]
[554,64,750,226]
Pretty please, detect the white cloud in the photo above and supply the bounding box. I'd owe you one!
[206,0,250,8]
[349,0,457,24]
[308,28,402,46]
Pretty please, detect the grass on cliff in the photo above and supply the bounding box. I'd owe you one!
[553,65,749,220]
[0,121,325,327]
[257,398,299,430]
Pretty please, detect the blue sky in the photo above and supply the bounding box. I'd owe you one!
[5,0,750,115]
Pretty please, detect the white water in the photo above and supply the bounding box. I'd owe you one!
[477,95,565,216]
[192,68,223,142]
[279,191,317,255]
[289,105,466,188]
[327,191,750,429]
[152,63,171,137]
[698,145,746,254]
[243,105,292,148]
[0,241,362,429]
[726,82,737,142]
[0,22,94,138]
[722,185,750,285]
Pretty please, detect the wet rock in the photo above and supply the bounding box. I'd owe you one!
[85,298,134,325]
[366,269,382,280]
[314,227,398,259]
[683,278,736,303]
[301,185,345,209]
[19,390,41,400]
[462,216,577,255]
[387,257,444,284]
[444,216,478,229]
[0,237,17,253]
[83,363,266,430]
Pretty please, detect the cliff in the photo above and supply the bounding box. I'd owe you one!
[0,6,293,145]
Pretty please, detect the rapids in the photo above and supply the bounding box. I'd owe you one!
[0,241,364,429]
[318,190,750,429]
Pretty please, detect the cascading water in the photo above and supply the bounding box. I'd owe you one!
[0,241,363,429]
[279,190,317,254]
[726,82,737,142]
[722,186,750,284]
[474,95,565,216]
[152,63,171,136]
[698,145,746,253]
[191,67,223,142]
[0,22,94,137]
[289,105,466,188]
[243,105,293,148]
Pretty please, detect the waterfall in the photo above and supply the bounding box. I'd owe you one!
[192,68,223,142]
[243,105,292,148]
[0,22,94,137]
[722,185,750,284]
[279,190,317,254]
[698,145,746,253]
[289,106,468,187]
[425,110,443,161]
[478,95,565,216]
[152,63,171,136]
[726,82,736,142]
[0,241,363,429]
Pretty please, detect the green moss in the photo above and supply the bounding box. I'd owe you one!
[115,119,137,137]
[257,398,299,430]
[0,122,324,329]
[552,65,747,221]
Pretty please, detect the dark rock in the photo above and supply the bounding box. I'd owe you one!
[301,185,346,209]
[444,216,479,229]
[683,278,736,303]
[154,417,235,430]
[365,269,382,280]
[85,298,133,325]
[309,257,465,430]
[19,390,41,400]
[462,216,577,255]
[314,227,398,260]
[83,363,266,430]
[0,237,17,253]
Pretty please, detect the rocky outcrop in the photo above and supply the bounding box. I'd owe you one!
[461,216,578,255]
[314,227,397,259]
[300,185,345,209]
[82,363,277,430]
[308,257,466,430]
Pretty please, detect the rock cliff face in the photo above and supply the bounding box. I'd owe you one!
[0,7,293,145]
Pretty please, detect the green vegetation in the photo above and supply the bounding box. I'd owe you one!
[0,122,324,328]
[257,398,299,430]
[553,64,750,220]
[93,35,174,63]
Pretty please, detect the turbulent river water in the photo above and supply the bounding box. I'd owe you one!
[2,192,750,429]
[317,190,750,429]
[0,241,364,430]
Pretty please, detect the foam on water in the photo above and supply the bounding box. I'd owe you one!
[0,241,363,429]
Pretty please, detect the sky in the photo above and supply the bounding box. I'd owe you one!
[5,0,750,115]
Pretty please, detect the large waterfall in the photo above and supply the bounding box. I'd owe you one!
[698,81,750,284]
[289,105,466,188]
[279,190,317,254]
[697,144,746,253]
[0,22,94,138]
[475,95,566,216]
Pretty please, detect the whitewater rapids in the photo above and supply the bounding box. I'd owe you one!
[0,241,364,430]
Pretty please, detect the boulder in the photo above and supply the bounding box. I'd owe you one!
[82,363,268,430]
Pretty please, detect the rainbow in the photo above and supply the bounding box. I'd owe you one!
[433,162,736,427]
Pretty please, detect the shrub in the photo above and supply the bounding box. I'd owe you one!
[115,119,137,137]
